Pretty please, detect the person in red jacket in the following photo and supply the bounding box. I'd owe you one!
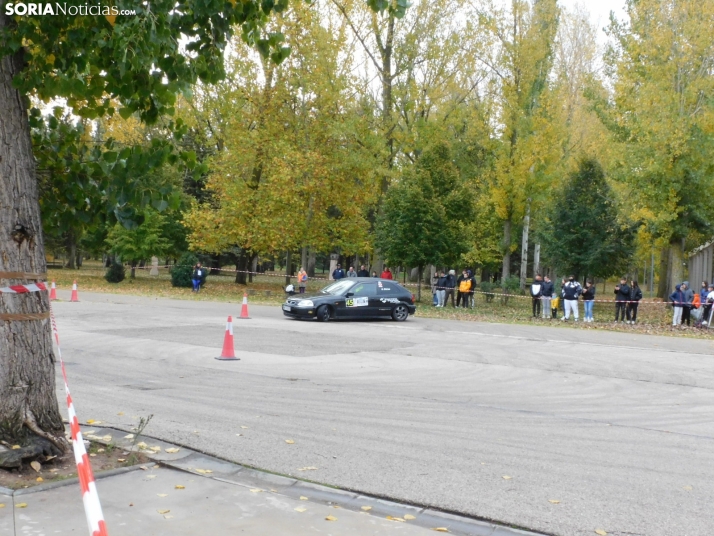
[381,267,393,280]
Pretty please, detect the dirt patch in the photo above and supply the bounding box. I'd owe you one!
[0,441,150,491]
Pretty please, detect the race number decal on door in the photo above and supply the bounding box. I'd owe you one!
[346,297,369,307]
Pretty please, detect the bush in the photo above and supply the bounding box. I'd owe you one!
[480,280,495,302]
[502,275,522,295]
[104,262,126,283]
[171,252,199,288]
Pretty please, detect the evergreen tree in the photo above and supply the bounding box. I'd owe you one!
[539,159,633,280]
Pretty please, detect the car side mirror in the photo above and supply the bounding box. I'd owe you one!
[345,292,354,298]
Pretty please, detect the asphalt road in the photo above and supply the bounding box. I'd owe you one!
[52,291,714,536]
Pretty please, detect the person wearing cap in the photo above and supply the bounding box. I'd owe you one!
[561,275,582,321]
[681,281,694,326]
[332,263,345,280]
[443,269,456,307]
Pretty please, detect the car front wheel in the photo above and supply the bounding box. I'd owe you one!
[392,304,409,322]
[316,305,331,322]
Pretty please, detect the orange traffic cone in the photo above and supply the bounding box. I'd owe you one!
[70,281,79,302]
[238,292,251,319]
[215,316,239,361]
[49,281,57,301]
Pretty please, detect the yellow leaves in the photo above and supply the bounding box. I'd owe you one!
[157,509,170,515]
[165,448,180,454]
[299,496,309,501]
[361,506,371,511]
[325,515,337,521]
[194,469,213,474]
[502,475,512,480]
[30,461,41,472]
[432,528,449,533]
[117,459,127,462]
[285,439,295,444]
[548,499,560,504]
[86,419,101,425]
[297,466,317,471]
[157,494,168,498]
[595,530,607,536]
[404,514,416,520]
[105,14,116,26]
[11,445,20,450]
[175,485,185,490]
[387,516,405,522]
[15,503,28,509]
[250,489,263,493]
[0,504,4,508]
[683,485,693,491]
[36,477,43,482]
[294,507,307,513]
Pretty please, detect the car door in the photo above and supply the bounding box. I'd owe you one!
[343,282,377,318]
[372,281,401,316]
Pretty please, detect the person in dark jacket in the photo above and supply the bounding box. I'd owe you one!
[191,263,204,293]
[700,281,709,304]
[561,275,582,321]
[443,270,456,307]
[626,280,643,324]
[581,279,596,322]
[456,270,469,307]
[540,276,554,319]
[614,277,630,323]
[332,263,345,280]
[467,270,477,308]
[670,284,684,326]
[357,265,370,277]
[681,281,694,326]
[530,275,543,318]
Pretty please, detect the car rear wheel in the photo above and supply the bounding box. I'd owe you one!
[392,304,409,322]
[316,305,331,322]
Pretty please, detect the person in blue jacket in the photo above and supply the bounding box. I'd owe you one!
[670,284,684,326]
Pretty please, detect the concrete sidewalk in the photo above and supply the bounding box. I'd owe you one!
[0,427,542,536]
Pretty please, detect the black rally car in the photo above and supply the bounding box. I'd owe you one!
[282,278,416,322]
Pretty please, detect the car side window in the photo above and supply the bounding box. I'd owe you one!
[351,283,377,297]
[377,281,400,296]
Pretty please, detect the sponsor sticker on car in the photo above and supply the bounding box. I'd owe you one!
[346,297,369,307]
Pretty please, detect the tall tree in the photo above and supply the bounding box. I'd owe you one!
[0,0,391,460]
[594,0,714,297]
[539,158,633,280]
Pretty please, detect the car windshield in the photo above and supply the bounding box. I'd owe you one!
[320,280,355,295]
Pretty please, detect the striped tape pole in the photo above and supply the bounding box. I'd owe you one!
[50,305,109,536]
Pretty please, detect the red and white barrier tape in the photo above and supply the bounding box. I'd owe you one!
[49,305,109,536]
[0,282,47,294]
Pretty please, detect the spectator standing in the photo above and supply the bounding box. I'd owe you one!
[297,266,308,294]
[541,276,554,319]
[530,275,543,318]
[191,262,204,293]
[561,275,582,321]
[626,280,642,324]
[332,263,345,280]
[681,281,694,326]
[467,270,477,308]
[457,270,471,308]
[381,267,393,280]
[371,271,378,278]
[669,284,684,326]
[444,270,456,307]
[347,266,358,278]
[700,281,709,304]
[436,271,447,307]
[703,284,714,326]
[357,265,370,277]
[582,279,596,322]
[613,277,630,323]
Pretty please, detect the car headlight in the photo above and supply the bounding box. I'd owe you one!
[297,300,314,307]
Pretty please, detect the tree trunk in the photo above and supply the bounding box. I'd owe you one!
[668,240,684,293]
[285,250,292,286]
[301,246,308,272]
[501,219,512,283]
[65,232,77,270]
[249,254,257,283]
[417,265,423,302]
[307,248,316,278]
[235,250,248,285]
[0,28,68,463]
[519,202,530,290]
[130,262,137,279]
[657,247,670,299]
[533,243,541,278]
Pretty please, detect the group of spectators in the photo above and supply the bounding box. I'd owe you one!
[431,269,477,308]
[669,281,714,327]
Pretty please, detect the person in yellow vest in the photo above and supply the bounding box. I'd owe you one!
[457,270,472,308]
[297,267,308,294]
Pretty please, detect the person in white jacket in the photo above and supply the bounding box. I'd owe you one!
[561,275,582,322]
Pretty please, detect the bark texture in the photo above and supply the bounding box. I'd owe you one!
[0,16,67,460]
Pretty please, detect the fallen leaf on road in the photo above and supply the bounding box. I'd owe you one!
[157,494,168,498]
[0,504,4,508]
[164,515,173,519]
[175,485,185,490]
[117,459,126,462]
[294,507,307,513]
[432,529,449,533]
[86,419,100,424]
[165,448,180,453]
[89,453,97,457]
[502,476,512,480]
[333,505,340,509]
[387,516,405,522]
[300,496,309,501]
[361,506,372,511]
[15,503,27,509]
[157,509,170,515]
[140,466,148,471]
[117,412,124,416]
[250,489,263,493]
[404,514,416,520]
[549,500,560,504]
[241,426,248,429]
[145,475,156,479]
[270,489,277,492]
[36,477,43,482]
[325,515,337,521]
[285,439,295,444]
[595,531,607,536]
[194,469,213,474]
[683,486,693,491]
[30,461,41,472]
[124,434,134,439]
[297,466,318,471]
[11,445,20,450]
[149,446,162,452]
[102,435,112,442]
[136,442,148,449]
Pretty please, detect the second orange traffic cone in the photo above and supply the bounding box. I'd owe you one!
[215,316,239,361]
[238,292,250,319]
[49,281,57,301]
[70,281,79,302]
